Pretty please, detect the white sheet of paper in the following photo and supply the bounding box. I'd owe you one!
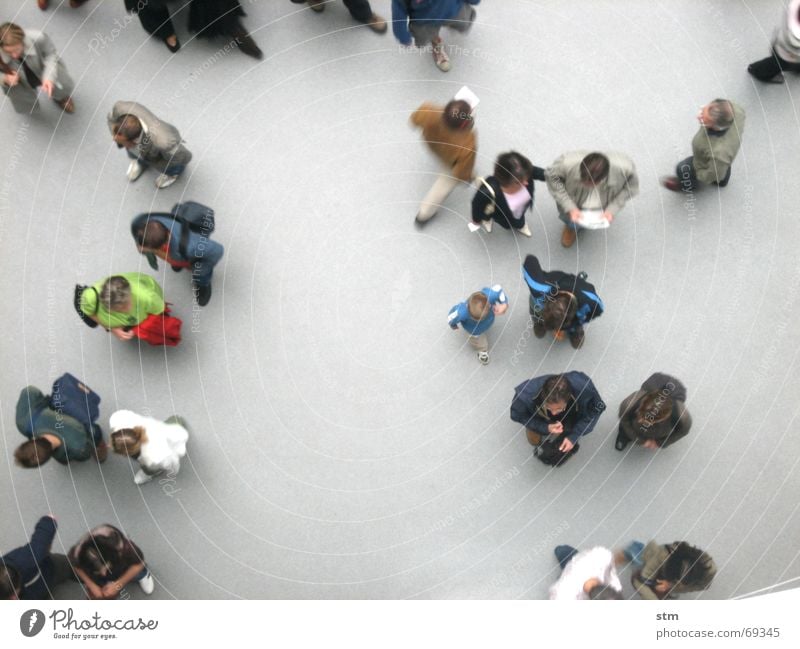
[467,221,482,232]
[578,209,610,230]
[455,86,480,110]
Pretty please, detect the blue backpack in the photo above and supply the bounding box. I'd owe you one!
[50,374,101,432]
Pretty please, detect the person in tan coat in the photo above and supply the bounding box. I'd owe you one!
[410,99,477,225]
[630,541,716,600]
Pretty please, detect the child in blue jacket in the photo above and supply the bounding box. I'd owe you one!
[392,0,480,71]
[448,285,507,364]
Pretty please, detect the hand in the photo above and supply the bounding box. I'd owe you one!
[559,437,574,453]
[86,583,104,600]
[101,582,120,599]
[654,579,673,595]
[547,422,563,435]
[41,79,54,97]
[602,211,614,223]
[492,303,508,316]
[111,328,135,341]
[450,326,459,331]
[568,208,582,223]
[642,439,659,450]
[3,72,19,87]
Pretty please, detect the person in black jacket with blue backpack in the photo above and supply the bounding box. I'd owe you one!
[510,372,605,452]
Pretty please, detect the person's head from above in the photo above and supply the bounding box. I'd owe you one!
[134,221,170,253]
[0,23,25,59]
[540,293,576,331]
[635,391,673,427]
[495,151,533,191]
[584,578,623,600]
[14,437,55,468]
[100,276,132,313]
[540,375,573,415]
[111,427,145,457]
[443,99,473,131]
[662,542,713,587]
[77,534,119,579]
[111,114,143,149]
[467,292,490,322]
[0,565,21,599]
[697,99,734,131]
[579,152,610,188]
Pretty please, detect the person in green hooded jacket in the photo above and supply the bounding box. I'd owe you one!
[79,273,164,342]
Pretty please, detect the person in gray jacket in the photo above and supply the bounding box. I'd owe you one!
[615,373,692,451]
[748,0,800,83]
[0,23,74,114]
[661,99,745,193]
[108,101,193,189]
[545,151,639,248]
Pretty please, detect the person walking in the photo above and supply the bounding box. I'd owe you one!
[447,285,508,365]
[748,0,800,83]
[290,0,388,34]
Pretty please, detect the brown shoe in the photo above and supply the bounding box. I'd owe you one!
[526,429,542,446]
[560,225,576,248]
[367,13,388,33]
[69,0,89,7]
[569,326,585,349]
[94,441,108,463]
[533,321,547,338]
[660,176,681,192]
[308,0,325,12]
[38,0,49,10]
[56,96,75,113]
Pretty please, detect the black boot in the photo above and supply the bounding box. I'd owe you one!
[230,22,263,59]
[194,283,212,307]
[614,428,630,451]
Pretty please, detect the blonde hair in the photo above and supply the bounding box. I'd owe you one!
[0,23,25,48]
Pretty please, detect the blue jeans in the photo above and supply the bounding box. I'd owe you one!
[554,544,579,570]
[126,149,186,177]
[558,212,583,232]
[623,540,645,567]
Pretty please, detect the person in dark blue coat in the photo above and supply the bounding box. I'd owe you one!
[1,516,75,599]
[511,372,605,450]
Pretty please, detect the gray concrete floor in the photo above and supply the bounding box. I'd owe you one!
[1,0,800,599]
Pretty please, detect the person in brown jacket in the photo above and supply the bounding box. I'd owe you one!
[615,373,692,451]
[410,99,477,225]
[630,541,716,600]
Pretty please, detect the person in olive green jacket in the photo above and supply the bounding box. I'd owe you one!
[662,99,746,193]
[14,386,107,468]
[630,541,716,600]
[79,273,165,342]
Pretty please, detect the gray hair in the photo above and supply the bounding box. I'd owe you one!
[100,276,131,311]
[708,99,734,130]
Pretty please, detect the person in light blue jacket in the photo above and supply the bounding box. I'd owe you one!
[448,285,507,365]
[392,0,480,72]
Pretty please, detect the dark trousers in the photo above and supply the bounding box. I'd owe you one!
[134,3,176,41]
[749,49,800,80]
[554,545,579,570]
[676,156,731,192]
[343,0,374,22]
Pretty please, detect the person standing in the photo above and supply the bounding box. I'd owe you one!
[411,99,477,224]
[0,23,75,114]
[1,516,77,599]
[290,0,388,34]
[661,99,746,193]
[392,0,481,72]
[108,101,193,189]
[615,373,692,451]
[549,545,624,600]
[545,150,638,248]
[447,285,508,365]
[471,151,546,237]
[748,0,800,83]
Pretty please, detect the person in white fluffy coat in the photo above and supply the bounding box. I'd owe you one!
[109,410,189,485]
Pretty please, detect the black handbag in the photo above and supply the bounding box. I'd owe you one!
[74,285,99,328]
[535,437,580,467]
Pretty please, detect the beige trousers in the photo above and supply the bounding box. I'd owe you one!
[417,173,460,222]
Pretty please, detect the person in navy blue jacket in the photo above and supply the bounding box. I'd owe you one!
[511,372,605,450]
[1,516,75,599]
[392,0,480,72]
[448,285,508,364]
[522,255,604,349]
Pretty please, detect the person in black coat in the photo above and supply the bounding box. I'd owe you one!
[510,372,605,451]
[471,151,546,237]
[1,516,76,599]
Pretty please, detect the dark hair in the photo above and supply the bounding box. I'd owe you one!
[662,542,714,587]
[541,293,577,331]
[135,221,170,250]
[77,535,120,581]
[443,99,473,130]
[540,376,573,407]
[112,115,142,141]
[14,438,54,468]
[580,152,610,184]
[0,564,21,599]
[635,392,673,426]
[495,151,533,186]
[588,584,623,600]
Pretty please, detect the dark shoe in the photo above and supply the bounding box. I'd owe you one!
[70,0,89,7]
[38,0,49,10]
[170,265,183,273]
[533,321,547,338]
[747,64,784,83]
[164,35,181,53]
[614,429,630,451]
[56,96,75,114]
[94,441,108,463]
[231,26,263,59]
[660,176,681,192]
[195,283,212,307]
[560,225,576,248]
[569,326,585,350]
[367,13,388,33]
[308,0,325,12]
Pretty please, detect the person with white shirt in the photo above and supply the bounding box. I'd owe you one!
[109,410,189,485]
[548,545,624,600]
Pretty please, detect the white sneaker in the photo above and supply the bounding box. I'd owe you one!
[134,469,153,485]
[138,572,155,595]
[482,220,493,233]
[477,351,489,365]
[155,173,178,189]
[126,160,144,182]
[432,40,450,72]
[517,223,532,237]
